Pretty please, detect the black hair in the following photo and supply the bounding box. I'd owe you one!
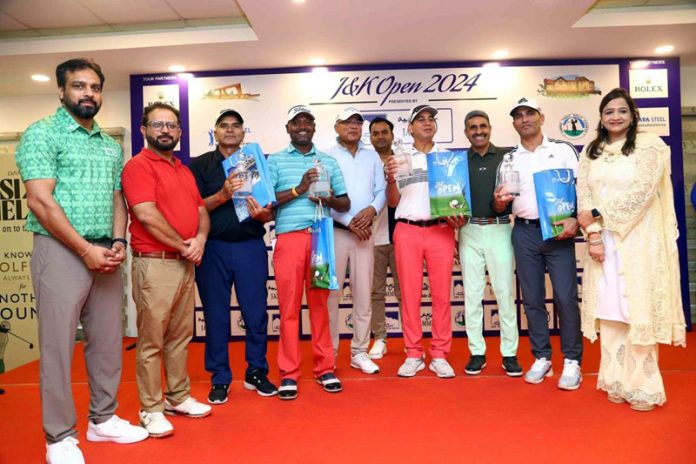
[141,102,181,126]
[55,58,105,88]
[586,87,639,159]
[369,117,394,132]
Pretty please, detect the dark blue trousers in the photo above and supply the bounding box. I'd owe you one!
[195,237,269,384]
[511,222,582,363]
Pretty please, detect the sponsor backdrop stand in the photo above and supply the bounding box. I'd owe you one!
[129,57,690,341]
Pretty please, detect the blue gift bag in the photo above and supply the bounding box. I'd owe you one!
[426,151,472,218]
[533,168,576,240]
[310,205,339,290]
[221,142,277,222]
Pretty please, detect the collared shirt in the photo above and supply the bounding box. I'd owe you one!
[467,143,510,218]
[15,106,123,238]
[324,139,386,227]
[189,147,265,242]
[121,148,204,252]
[394,143,444,221]
[268,143,347,234]
[500,134,579,219]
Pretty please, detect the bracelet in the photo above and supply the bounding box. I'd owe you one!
[585,222,603,234]
[291,186,300,198]
[111,238,128,247]
[588,239,603,246]
[79,243,93,258]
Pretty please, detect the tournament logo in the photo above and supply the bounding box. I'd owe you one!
[420,313,432,328]
[345,314,354,330]
[271,314,281,334]
[237,315,246,332]
[559,113,589,140]
[204,82,260,100]
[538,75,601,98]
[454,310,466,328]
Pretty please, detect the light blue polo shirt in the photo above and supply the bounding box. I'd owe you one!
[268,143,347,234]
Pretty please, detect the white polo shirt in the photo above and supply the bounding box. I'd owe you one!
[503,135,579,220]
[394,144,443,221]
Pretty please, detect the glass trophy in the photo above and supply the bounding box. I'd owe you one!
[498,153,520,196]
[309,158,331,197]
[393,138,412,180]
[233,145,253,198]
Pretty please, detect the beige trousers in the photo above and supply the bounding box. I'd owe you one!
[598,319,666,406]
[132,257,195,412]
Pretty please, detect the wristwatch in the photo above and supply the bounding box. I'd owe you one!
[591,208,601,218]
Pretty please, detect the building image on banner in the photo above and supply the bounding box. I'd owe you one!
[128,57,690,341]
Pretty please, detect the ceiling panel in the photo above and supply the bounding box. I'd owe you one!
[165,0,243,19]
[0,12,28,31]
[0,0,101,29]
[76,0,181,24]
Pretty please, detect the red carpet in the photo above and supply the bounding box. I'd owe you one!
[1,333,695,463]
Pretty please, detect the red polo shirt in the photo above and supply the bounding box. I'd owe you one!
[122,148,204,252]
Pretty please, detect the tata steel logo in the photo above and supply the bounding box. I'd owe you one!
[236,315,246,332]
[559,113,588,140]
[345,314,354,330]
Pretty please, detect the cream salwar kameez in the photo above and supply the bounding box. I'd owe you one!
[577,132,686,406]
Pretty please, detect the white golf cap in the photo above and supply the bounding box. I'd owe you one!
[509,97,542,116]
[408,104,438,123]
[287,104,315,122]
[335,107,364,123]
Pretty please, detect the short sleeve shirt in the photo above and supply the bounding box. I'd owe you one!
[15,106,123,238]
[267,143,347,234]
[501,135,579,219]
[121,148,204,252]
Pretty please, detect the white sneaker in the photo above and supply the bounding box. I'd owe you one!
[429,358,456,378]
[368,339,387,359]
[524,357,553,384]
[558,359,582,391]
[139,411,174,438]
[397,357,425,377]
[164,397,212,418]
[86,414,149,444]
[46,437,84,464]
[350,352,380,374]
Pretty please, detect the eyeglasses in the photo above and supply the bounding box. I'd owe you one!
[146,121,180,130]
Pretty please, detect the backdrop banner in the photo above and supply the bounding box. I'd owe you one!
[130,57,689,340]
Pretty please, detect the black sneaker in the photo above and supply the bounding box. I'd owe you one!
[316,373,342,393]
[502,356,524,377]
[207,384,229,404]
[278,379,298,401]
[464,355,487,375]
[244,369,278,397]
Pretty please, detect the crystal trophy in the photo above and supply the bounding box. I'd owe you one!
[233,145,253,198]
[498,153,520,196]
[393,138,412,180]
[309,158,331,197]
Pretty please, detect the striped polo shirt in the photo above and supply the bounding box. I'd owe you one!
[268,143,347,234]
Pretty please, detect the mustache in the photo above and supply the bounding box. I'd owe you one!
[79,98,97,105]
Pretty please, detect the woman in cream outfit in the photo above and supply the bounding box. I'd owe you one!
[576,87,686,411]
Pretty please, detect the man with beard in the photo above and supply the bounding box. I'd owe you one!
[268,105,350,400]
[189,109,278,404]
[16,58,147,464]
[122,102,212,437]
[325,108,385,374]
[458,110,521,377]
[493,97,582,390]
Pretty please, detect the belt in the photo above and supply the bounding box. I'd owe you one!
[133,251,184,260]
[334,222,350,231]
[397,218,447,227]
[514,217,540,226]
[469,216,510,226]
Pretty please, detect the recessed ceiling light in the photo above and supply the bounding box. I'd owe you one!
[309,57,326,65]
[483,62,500,68]
[292,0,306,3]
[654,45,674,54]
[168,65,186,72]
[491,50,509,59]
[31,74,50,82]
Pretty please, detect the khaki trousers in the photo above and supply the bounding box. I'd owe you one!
[132,257,195,412]
[370,243,401,341]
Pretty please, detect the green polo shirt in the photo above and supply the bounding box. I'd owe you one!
[467,144,511,218]
[15,106,123,238]
[268,143,347,234]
